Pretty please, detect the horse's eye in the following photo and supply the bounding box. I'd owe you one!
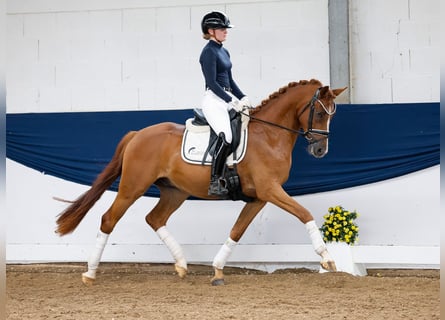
[316,111,325,119]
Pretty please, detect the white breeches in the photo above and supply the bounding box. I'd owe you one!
[201,90,236,144]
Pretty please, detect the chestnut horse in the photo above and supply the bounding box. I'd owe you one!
[56,79,346,286]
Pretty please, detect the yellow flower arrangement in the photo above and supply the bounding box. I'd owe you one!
[319,205,359,245]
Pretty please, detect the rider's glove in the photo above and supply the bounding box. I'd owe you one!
[229,99,244,112]
[240,96,253,109]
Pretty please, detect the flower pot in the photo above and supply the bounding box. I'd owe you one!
[319,242,367,276]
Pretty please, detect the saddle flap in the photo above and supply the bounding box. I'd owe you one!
[181,126,248,165]
[182,109,250,165]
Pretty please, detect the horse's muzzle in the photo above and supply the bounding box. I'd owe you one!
[308,138,329,158]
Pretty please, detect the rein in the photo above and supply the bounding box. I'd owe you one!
[241,88,336,140]
[240,110,304,135]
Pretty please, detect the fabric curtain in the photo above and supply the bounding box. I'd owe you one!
[6,103,439,197]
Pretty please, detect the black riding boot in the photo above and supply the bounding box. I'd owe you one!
[208,133,232,196]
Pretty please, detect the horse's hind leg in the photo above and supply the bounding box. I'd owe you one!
[211,200,266,286]
[82,188,144,285]
[145,186,190,278]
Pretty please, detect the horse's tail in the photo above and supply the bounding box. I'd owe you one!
[55,131,137,236]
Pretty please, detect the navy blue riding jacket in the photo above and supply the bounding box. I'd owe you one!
[199,40,245,103]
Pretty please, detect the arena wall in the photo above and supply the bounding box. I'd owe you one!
[5,0,440,270]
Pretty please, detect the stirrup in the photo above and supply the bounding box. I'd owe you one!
[208,178,228,196]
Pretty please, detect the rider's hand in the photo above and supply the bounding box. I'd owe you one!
[240,96,253,109]
[229,99,244,112]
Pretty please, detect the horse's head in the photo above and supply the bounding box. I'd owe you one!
[297,85,347,158]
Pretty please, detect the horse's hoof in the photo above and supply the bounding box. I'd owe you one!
[174,264,187,279]
[320,260,337,272]
[211,278,225,286]
[81,273,95,286]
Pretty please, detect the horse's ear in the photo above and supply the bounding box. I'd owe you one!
[332,87,348,97]
[319,86,330,97]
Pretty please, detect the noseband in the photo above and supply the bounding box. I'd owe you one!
[241,87,336,141]
[297,88,337,142]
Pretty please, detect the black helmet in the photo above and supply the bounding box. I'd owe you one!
[201,11,233,34]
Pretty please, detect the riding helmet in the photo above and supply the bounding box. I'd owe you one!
[201,11,233,34]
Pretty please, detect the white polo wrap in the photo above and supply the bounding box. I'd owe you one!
[305,220,326,255]
[212,237,237,270]
[83,230,109,279]
[156,226,187,270]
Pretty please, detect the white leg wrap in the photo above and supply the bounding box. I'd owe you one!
[212,237,237,270]
[305,220,327,256]
[83,230,109,279]
[156,226,187,270]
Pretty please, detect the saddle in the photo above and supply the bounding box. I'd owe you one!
[181,109,254,202]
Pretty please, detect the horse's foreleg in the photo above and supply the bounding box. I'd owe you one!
[211,200,266,286]
[145,187,190,278]
[260,184,336,272]
[305,220,336,271]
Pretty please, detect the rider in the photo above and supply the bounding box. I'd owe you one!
[200,11,252,196]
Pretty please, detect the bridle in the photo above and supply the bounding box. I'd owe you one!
[241,87,337,142]
[297,87,337,142]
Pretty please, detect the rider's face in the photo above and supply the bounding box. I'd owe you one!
[210,28,228,42]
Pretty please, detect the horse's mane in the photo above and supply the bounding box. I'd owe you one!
[250,79,323,115]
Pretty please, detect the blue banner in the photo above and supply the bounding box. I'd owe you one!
[6,103,439,197]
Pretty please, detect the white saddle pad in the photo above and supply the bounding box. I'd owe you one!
[181,117,249,166]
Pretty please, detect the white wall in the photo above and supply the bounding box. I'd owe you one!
[6,159,439,270]
[6,0,331,113]
[5,0,440,270]
[5,0,440,112]
[349,0,440,103]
